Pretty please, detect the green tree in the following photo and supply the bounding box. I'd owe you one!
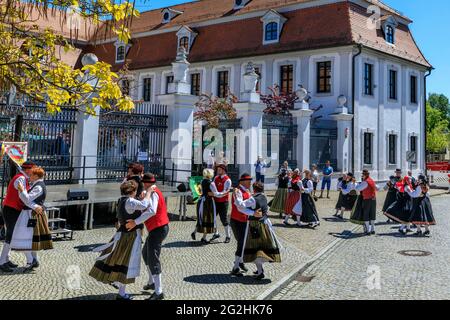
[426,103,449,153]
[428,93,450,128]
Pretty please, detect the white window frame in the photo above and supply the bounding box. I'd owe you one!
[234,0,250,10]
[261,10,287,45]
[114,41,131,64]
[382,16,398,46]
[161,8,183,24]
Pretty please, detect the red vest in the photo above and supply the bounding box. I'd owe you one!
[213,175,230,203]
[3,173,29,211]
[144,187,169,232]
[231,186,251,223]
[361,177,376,200]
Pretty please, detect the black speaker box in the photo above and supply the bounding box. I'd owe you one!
[67,189,89,201]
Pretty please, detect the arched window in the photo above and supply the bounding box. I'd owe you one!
[116,45,125,62]
[386,25,395,44]
[265,22,278,42]
[179,36,190,51]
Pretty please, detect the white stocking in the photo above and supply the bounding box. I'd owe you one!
[0,243,11,265]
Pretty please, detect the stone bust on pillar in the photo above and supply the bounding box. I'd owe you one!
[240,62,260,103]
[293,86,310,110]
[168,47,191,94]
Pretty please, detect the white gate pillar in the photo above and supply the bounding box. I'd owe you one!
[291,88,313,171]
[330,95,353,173]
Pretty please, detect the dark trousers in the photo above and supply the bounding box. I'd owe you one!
[230,219,247,258]
[256,172,265,183]
[2,206,21,244]
[142,224,169,275]
[215,201,229,227]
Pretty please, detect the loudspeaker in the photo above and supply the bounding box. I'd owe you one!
[67,189,89,201]
[177,183,187,192]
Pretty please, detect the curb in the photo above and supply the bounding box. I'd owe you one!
[257,223,362,300]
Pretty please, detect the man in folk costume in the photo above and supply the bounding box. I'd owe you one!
[210,164,232,243]
[89,180,153,300]
[126,173,169,300]
[229,173,253,277]
[0,161,35,273]
[382,169,402,223]
[234,182,281,280]
[350,169,378,235]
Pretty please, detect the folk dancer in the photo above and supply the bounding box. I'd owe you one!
[11,167,53,272]
[210,164,232,243]
[234,182,281,280]
[284,169,303,227]
[406,176,436,237]
[126,173,169,300]
[383,176,414,235]
[300,170,320,228]
[229,173,253,277]
[0,161,35,273]
[349,170,378,235]
[89,180,153,300]
[191,169,217,244]
[336,173,358,219]
[269,168,290,218]
[333,175,347,217]
[382,169,402,223]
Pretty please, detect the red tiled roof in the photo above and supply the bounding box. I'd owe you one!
[83,1,430,70]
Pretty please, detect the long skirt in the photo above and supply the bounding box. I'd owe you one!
[300,194,320,223]
[384,193,413,224]
[382,190,398,212]
[408,197,436,226]
[242,218,281,264]
[335,192,344,210]
[285,191,301,216]
[350,196,376,225]
[89,229,142,285]
[270,188,288,213]
[32,211,53,251]
[10,210,33,251]
[196,196,216,234]
[341,194,358,211]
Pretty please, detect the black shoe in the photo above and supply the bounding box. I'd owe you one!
[200,238,209,245]
[31,259,39,269]
[210,234,221,242]
[117,294,133,300]
[253,268,264,275]
[239,263,248,273]
[370,231,376,235]
[6,261,18,269]
[254,273,265,280]
[148,292,165,300]
[23,264,36,273]
[365,232,372,236]
[283,221,290,226]
[423,230,431,237]
[191,232,196,241]
[224,237,231,244]
[337,215,344,220]
[230,268,243,277]
[0,264,13,273]
[143,283,155,291]
[110,283,120,289]
[416,230,423,236]
[399,229,407,235]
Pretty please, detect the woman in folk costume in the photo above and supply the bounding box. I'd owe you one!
[333,174,347,218]
[191,169,216,244]
[382,169,403,223]
[300,170,320,228]
[337,173,358,219]
[10,167,52,272]
[383,176,414,235]
[283,169,303,227]
[234,182,281,280]
[89,180,153,300]
[349,169,378,235]
[406,177,436,237]
[270,168,290,217]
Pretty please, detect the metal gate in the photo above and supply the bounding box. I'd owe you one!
[263,114,298,170]
[310,127,338,170]
[0,103,77,184]
[97,103,168,181]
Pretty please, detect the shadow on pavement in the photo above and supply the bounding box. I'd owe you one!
[323,217,348,223]
[329,231,367,239]
[74,243,106,252]
[163,241,222,248]
[183,273,271,285]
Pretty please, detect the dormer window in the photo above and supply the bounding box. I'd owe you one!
[116,45,125,62]
[381,15,398,45]
[261,10,287,45]
[161,8,183,24]
[176,26,197,53]
[234,0,250,10]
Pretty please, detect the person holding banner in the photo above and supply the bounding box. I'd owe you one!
[0,161,35,273]
[11,166,53,272]
[210,164,232,243]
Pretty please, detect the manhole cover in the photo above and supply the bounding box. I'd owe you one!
[398,250,432,257]
[296,275,315,282]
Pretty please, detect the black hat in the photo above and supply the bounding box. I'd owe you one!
[347,172,354,178]
[395,168,402,173]
[216,164,227,172]
[21,161,36,169]
[142,173,156,183]
[239,173,252,182]
[362,169,370,175]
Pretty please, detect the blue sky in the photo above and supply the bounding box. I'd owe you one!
[133,0,449,98]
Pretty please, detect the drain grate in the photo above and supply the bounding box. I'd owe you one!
[398,250,432,257]
[296,275,315,282]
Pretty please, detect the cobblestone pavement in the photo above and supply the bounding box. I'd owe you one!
[0,190,446,300]
[272,194,450,300]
